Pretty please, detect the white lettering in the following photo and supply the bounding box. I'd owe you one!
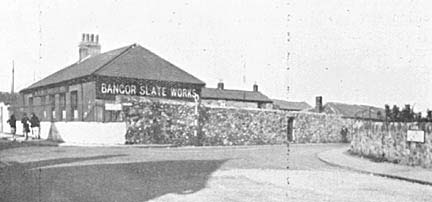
[119,84,125,94]
[107,84,113,94]
[113,84,119,94]
[130,85,136,95]
[124,85,130,94]
[101,82,196,99]
[171,88,177,97]
[139,86,145,95]
[146,85,151,95]
[151,87,157,96]
[162,87,167,96]
[186,89,192,98]
[101,83,107,93]
[156,86,161,96]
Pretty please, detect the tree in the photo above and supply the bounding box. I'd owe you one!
[401,104,413,122]
[427,110,432,121]
[415,112,422,122]
[384,104,391,121]
[391,105,400,121]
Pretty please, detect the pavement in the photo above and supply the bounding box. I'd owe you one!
[0,132,175,148]
[318,146,432,186]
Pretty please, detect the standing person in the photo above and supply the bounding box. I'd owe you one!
[340,126,348,143]
[21,113,30,140]
[7,114,17,141]
[30,113,41,139]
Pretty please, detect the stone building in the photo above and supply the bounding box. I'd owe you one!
[310,96,385,120]
[201,82,273,109]
[272,99,311,111]
[18,34,205,122]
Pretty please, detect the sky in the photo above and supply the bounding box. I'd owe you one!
[0,0,431,112]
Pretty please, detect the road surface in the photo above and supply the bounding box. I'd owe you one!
[1,142,432,201]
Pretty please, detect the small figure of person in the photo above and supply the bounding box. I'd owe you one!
[7,114,17,141]
[21,113,31,140]
[340,126,349,143]
[30,113,41,139]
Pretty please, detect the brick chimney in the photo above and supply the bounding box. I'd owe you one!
[253,83,258,92]
[315,96,323,113]
[79,33,101,62]
[217,81,224,90]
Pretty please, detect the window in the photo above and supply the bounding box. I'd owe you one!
[49,94,55,120]
[28,97,33,112]
[41,96,46,119]
[59,93,66,120]
[71,91,78,120]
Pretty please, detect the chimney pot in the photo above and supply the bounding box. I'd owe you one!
[315,96,323,113]
[82,33,85,41]
[253,83,258,92]
[217,82,224,90]
[79,33,101,62]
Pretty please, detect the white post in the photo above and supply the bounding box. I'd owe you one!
[193,94,200,143]
[193,94,200,120]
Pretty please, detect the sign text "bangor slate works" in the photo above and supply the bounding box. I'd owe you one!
[96,78,201,100]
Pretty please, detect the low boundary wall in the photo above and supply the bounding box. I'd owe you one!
[8,121,125,145]
[124,99,355,146]
[4,99,363,146]
[350,122,432,168]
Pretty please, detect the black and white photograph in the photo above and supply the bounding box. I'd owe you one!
[0,0,432,201]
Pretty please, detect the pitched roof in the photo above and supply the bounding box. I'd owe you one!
[21,44,205,92]
[322,102,385,119]
[272,99,311,111]
[201,88,272,103]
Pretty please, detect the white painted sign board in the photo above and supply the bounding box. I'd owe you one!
[407,130,425,143]
[105,103,122,111]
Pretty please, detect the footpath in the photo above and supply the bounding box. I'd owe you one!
[0,132,176,148]
[318,146,432,186]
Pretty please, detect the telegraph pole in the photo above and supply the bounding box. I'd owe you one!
[286,13,291,100]
[11,60,14,94]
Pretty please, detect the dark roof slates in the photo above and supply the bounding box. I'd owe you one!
[201,88,272,103]
[323,102,385,119]
[21,44,205,92]
[94,45,204,85]
[23,45,131,91]
[272,99,311,110]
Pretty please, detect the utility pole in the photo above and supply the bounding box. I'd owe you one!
[286,13,291,100]
[11,60,14,94]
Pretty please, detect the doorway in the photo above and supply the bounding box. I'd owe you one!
[287,117,294,142]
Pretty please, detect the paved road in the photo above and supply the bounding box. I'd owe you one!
[1,142,432,201]
[288,144,432,202]
[289,143,347,170]
[0,144,287,202]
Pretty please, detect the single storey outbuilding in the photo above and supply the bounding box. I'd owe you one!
[19,34,205,122]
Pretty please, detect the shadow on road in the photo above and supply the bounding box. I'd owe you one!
[0,156,228,202]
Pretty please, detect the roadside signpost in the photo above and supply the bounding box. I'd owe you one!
[407,130,425,143]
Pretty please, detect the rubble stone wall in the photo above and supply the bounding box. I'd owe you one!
[350,122,432,168]
[124,99,354,146]
[124,99,198,146]
[290,112,354,143]
[199,106,289,146]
